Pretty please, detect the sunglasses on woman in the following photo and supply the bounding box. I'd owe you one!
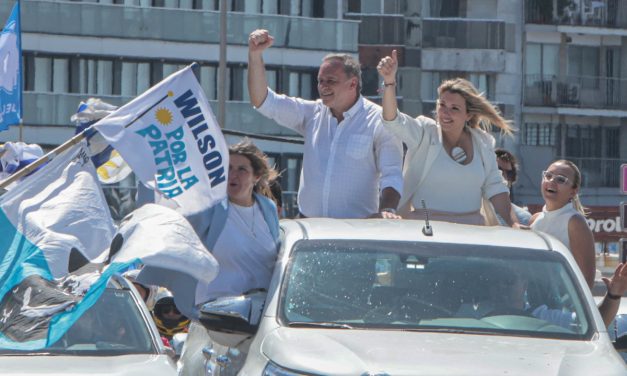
[542,171,570,185]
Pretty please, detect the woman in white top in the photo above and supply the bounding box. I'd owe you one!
[529,159,627,327]
[187,139,281,304]
[377,50,517,226]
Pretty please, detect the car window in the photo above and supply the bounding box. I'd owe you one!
[280,240,593,340]
[0,288,157,355]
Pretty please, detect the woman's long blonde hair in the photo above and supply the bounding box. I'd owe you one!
[553,159,587,216]
[437,78,513,135]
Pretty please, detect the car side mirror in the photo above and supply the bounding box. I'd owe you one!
[614,334,627,352]
[199,291,267,335]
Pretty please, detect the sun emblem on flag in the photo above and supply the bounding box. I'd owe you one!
[155,107,173,125]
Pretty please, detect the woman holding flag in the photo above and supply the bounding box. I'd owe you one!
[188,138,280,303]
[178,139,280,375]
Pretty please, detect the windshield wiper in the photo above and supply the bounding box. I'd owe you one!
[0,352,64,356]
[401,327,502,335]
[287,321,353,329]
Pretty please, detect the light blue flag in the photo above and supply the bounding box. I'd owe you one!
[0,2,22,131]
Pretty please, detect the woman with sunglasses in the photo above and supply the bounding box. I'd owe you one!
[529,160,627,326]
[377,50,517,226]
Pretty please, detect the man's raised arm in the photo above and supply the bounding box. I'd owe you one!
[248,29,274,108]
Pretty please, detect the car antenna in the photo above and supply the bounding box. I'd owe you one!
[421,200,433,236]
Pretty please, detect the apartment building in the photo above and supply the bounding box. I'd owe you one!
[0,0,360,217]
[290,0,626,253]
[0,0,624,252]
[521,0,627,255]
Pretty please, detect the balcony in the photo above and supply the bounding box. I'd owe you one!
[524,74,626,109]
[0,1,359,52]
[422,19,515,51]
[525,0,627,28]
[566,157,622,188]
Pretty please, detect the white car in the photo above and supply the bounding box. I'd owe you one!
[183,218,626,375]
[593,283,627,362]
[0,275,178,376]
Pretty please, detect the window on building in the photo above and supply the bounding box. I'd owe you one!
[229,66,245,101]
[192,0,218,9]
[522,123,558,146]
[427,0,464,17]
[23,54,34,92]
[34,56,52,92]
[199,65,217,100]
[568,46,599,89]
[565,124,603,158]
[523,123,620,187]
[607,128,620,158]
[285,70,315,99]
[52,58,69,93]
[525,43,559,84]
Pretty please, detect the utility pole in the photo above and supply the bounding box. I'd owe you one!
[217,0,227,129]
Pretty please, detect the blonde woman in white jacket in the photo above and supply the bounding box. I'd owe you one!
[377,50,518,226]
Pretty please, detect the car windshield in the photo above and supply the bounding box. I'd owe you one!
[0,288,157,356]
[280,240,594,340]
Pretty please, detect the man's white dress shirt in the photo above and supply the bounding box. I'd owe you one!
[257,89,403,218]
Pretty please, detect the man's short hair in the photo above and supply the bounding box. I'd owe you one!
[322,53,362,92]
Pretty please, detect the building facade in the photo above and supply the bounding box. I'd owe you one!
[1,0,625,250]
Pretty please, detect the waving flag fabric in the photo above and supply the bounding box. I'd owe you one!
[0,2,21,131]
[0,141,117,350]
[0,141,219,350]
[114,204,219,319]
[93,65,228,217]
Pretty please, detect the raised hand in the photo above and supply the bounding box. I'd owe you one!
[603,262,627,298]
[377,50,398,84]
[248,29,274,54]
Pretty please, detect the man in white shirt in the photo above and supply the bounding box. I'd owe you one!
[247,29,403,219]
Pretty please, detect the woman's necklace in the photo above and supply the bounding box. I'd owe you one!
[232,202,256,238]
[446,129,468,164]
[450,146,467,164]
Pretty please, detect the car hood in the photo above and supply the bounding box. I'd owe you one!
[261,328,626,375]
[0,354,177,375]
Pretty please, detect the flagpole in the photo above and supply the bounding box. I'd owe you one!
[217,0,226,129]
[17,0,23,142]
[0,88,173,191]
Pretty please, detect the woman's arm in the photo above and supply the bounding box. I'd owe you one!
[568,215,596,289]
[489,192,516,227]
[377,50,399,122]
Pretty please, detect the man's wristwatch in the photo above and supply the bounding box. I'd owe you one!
[381,208,397,215]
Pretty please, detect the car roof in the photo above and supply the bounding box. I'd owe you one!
[280,218,556,252]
